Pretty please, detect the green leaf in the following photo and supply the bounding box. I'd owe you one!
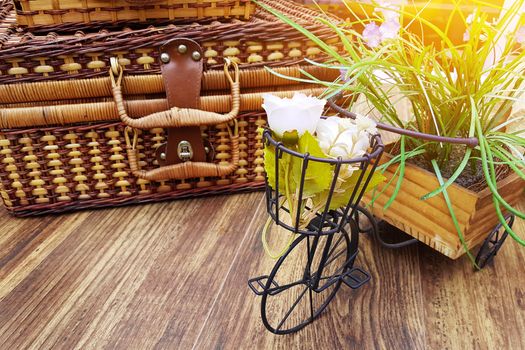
[475,98,525,220]
[431,159,479,269]
[332,170,386,210]
[313,169,386,211]
[282,130,299,147]
[384,135,406,210]
[421,103,476,200]
[263,143,285,191]
[291,131,332,198]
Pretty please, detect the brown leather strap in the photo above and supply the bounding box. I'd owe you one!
[160,38,207,165]
[110,46,241,181]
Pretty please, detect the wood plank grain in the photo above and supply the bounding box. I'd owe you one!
[419,200,525,349]
[0,193,523,349]
[0,194,263,350]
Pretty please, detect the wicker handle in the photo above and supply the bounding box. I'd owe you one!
[124,0,164,3]
[111,59,241,181]
[110,59,240,129]
[124,125,239,181]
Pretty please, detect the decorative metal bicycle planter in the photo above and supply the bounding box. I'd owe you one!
[248,129,384,334]
[328,97,523,269]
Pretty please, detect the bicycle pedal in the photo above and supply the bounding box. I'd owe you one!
[342,267,371,290]
[248,275,279,296]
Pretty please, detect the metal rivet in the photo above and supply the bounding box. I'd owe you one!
[160,52,170,64]
[160,152,166,160]
[191,51,202,61]
[178,44,188,54]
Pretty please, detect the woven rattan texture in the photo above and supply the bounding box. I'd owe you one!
[0,113,267,216]
[0,0,339,215]
[0,66,336,105]
[0,84,330,128]
[15,0,255,27]
[0,0,13,45]
[0,0,341,84]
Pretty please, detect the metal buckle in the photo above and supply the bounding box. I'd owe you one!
[177,140,194,162]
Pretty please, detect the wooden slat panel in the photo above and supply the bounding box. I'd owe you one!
[365,152,525,258]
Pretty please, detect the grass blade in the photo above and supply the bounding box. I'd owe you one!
[431,159,479,268]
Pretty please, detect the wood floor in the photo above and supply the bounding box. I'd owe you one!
[0,192,524,349]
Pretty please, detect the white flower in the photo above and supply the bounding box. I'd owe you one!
[463,29,470,42]
[262,93,326,137]
[316,117,372,178]
[316,117,370,160]
[356,114,378,134]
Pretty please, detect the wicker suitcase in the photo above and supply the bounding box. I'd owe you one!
[15,0,255,29]
[0,0,341,216]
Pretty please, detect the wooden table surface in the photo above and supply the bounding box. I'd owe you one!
[0,193,524,349]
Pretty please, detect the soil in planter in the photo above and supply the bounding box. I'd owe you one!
[390,143,511,192]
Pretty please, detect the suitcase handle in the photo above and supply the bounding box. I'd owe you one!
[110,59,241,182]
[110,58,240,128]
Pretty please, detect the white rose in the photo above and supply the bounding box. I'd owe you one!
[355,114,378,134]
[262,93,326,137]
[316,116,372,179]
[316,117,371,160]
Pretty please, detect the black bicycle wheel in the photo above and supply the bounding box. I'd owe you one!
[260,224,355,334]
[475,215,514,269]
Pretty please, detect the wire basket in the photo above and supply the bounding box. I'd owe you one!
[263,128,384,236]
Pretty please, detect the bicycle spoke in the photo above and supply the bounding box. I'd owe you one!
[325,248,347,268]
[276,286,309,332]
[306,236,313,277]
[259,230,352,334]
[311,248,347,279]
[307,236,314,321]
[319,262,348,280]
[326,233,345,260]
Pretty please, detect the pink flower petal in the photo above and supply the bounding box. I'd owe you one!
[379,19,400,40]
[339,68,349,82]
[517,26,525,44]
[463,29,470,42]
[363,22,382,48]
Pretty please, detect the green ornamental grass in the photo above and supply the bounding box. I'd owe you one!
[254,0,525,265]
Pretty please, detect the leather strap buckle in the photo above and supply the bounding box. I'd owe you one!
[159,38,207,166]
[110,39,241,181]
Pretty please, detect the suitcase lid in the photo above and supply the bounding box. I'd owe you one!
[0,0,340,85]
[0,0,341,128]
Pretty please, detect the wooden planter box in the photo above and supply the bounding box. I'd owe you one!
[364,153,525,259]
